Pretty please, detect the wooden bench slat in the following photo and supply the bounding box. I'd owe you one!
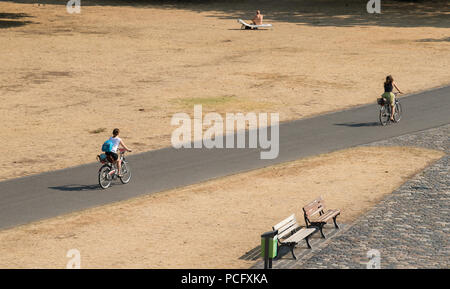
[273,214,300,240]
[303,197,323,211]
[273,214,296,231]
[323,210,340,220]
[276,216,300,240]
[303,203,319,214]
[303,199,326,218]
[282,228,316,244]
[316,210,340,222]
[306,207,323,218]
[277,223,301,240]
[277,218,297,233]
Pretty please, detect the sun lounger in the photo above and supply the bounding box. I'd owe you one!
[238,19,272,30]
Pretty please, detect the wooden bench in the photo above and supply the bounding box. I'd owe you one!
[273,214,317,259]
[303,196,340,239]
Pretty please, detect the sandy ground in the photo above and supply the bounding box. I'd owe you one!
[0,0,449,181]
[0,146,444,268]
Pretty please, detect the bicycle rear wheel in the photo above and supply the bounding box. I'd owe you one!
[119,161,131,184]
[394,102,402,122]
[379,105,389,126]
[99,165,112,189]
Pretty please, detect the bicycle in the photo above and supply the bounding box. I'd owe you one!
[378,92,402,126]
[97,148,131,189]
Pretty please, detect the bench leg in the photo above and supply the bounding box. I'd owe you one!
[290,245,297,260]
[319,225,326,239]
[305,236,312,249]
[333,216,339,229]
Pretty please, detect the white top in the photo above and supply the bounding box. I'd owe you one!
[109,137,121,153]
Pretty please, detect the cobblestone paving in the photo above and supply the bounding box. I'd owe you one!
[256,124,449,269]
[363,124,449,153]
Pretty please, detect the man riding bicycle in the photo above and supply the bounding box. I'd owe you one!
[105,128,132,177]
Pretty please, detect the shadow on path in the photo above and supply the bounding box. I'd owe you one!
[49,184,100,191]
[334,121,380,127]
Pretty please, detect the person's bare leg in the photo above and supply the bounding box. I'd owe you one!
[117,159,122,175]
[390,104,396,121]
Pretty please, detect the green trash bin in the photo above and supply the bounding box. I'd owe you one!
[261,230,278,268]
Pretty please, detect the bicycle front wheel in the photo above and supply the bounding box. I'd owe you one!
[394,102,402,122]
[119,161,132,184]
[99,165,112,189]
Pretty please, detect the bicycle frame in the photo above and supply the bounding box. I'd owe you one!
[379,92,401,126]
[98,149,131,189]
[98,150,126,176]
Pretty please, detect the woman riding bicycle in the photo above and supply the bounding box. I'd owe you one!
[106,128,132,177]
[382,75,403,122]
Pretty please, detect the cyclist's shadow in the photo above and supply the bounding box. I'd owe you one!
[49,184,100,191]
[334,122,380,127]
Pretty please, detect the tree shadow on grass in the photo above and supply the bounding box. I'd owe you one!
[416,37,450,42]
[0,12,34,29]
[191,0,450,28]
[4,0,449,28]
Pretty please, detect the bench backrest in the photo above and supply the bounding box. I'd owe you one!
[302,197,326,224]
[273,214,300,241]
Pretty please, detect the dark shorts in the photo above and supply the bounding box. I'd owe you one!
[105,151,118,161]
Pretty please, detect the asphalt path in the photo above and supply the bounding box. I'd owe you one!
[0,86,448,230]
